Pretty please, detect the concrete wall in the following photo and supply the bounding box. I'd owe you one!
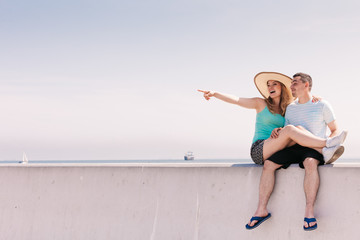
[0,162,359,240]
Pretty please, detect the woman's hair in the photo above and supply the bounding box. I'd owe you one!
[265,82,292,116]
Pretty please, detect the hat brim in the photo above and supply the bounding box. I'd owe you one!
[254,72,293,99]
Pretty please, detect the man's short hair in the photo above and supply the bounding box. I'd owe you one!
[293,72,312,91]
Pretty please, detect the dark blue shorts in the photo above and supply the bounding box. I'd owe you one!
[267,144,324,169]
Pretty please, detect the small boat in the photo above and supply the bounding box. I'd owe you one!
[184,151,194,160]
[22,152,28,164]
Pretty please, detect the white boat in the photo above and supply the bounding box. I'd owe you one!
[184,151,194,160]
[22,152,28,164]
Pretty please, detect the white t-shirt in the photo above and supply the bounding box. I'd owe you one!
[285,99,335,138]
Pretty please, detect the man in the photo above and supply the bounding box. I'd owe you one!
[245,73,347,231]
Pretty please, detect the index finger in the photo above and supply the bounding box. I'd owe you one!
[197,89,207,93]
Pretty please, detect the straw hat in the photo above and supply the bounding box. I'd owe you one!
[254,72,293,99]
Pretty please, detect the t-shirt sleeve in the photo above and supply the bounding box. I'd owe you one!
[323,101,336,124]
[284,111,290,126]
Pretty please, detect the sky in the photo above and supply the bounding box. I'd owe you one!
[0,0,359,160]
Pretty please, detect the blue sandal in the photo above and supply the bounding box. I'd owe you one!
[245,213,271,230]
[304,217,317,231]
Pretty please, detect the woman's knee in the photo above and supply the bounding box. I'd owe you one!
[282,125,296,135]
[295,125,306,131]
[263,160,280,171]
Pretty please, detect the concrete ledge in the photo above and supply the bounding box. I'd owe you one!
[0,163,359,240]
[2,162,360,167]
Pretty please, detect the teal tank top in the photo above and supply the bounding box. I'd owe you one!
[252,106,285,143]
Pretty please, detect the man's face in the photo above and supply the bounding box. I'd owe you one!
[290,76,307,97]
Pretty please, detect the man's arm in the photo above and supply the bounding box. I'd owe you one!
[327,120,339,138]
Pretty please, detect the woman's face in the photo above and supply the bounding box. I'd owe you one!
[267,80,282,98]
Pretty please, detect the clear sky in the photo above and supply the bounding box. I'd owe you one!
[1,0,359,160]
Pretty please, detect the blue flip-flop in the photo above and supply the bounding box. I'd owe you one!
[304,217,317,231]
[245,213,271,230]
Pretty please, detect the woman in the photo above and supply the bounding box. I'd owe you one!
[198,72,347,164]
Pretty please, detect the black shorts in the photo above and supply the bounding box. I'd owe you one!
[268,144,324,169]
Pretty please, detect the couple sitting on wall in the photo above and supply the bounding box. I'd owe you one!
[198,72,347,231]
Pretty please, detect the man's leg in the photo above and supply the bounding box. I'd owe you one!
[303,157,320,228]
[248,160,281,226]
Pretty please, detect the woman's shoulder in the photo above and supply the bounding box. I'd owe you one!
[254,98,266,112]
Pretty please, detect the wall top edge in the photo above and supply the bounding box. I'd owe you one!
[0,162,359,168]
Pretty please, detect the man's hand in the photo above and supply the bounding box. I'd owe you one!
[312,95,322,103]
[271,127,283,138]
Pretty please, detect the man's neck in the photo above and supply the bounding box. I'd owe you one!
[297,92,312,104]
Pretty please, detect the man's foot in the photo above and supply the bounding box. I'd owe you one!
[304,217,317,231]
[322,144,345,164]
[245,213,271,230]
[326,130,348,147]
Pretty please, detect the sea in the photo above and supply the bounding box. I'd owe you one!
[1,158,359,164]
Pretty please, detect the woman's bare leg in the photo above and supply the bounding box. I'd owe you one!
[280,125,326,148]
[248,160,281,227]
[263,132,295,160]
[262,125,326,160]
